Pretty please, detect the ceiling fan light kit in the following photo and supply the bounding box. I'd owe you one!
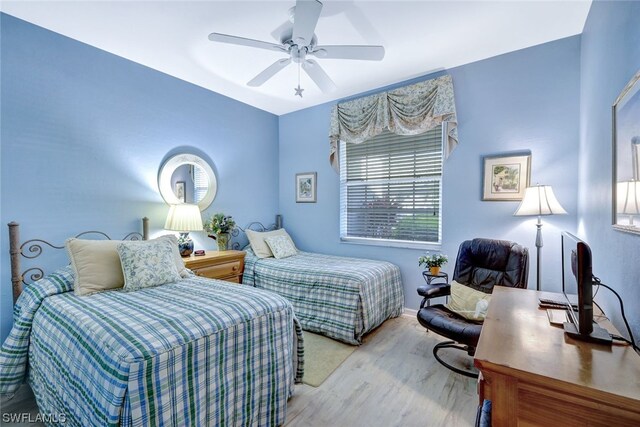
[208,0,385,96]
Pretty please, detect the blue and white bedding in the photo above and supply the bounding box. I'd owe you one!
[243,249,404,345]
[0,266,304,427]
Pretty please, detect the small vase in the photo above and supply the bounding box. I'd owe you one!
[178,233,194,257]
[430,266,441,276]
[216,233,230,251]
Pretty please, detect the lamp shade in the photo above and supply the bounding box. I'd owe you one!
[514,185,567,216]
[617,180,640,214]
[164,204,203,232]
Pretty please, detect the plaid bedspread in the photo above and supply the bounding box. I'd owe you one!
[0,266,304,426]
[243,250,404,345]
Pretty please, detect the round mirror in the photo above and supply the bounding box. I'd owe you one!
[158,153,217,211]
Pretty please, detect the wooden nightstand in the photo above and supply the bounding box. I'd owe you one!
[183,250,245,283]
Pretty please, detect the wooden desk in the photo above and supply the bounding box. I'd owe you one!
[474,287,640,426]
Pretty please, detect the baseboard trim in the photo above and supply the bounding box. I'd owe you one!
[402,307,418,318]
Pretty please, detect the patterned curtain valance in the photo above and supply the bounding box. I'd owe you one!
[329,74,458,172]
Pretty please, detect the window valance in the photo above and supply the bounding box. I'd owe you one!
[329,74,458,172]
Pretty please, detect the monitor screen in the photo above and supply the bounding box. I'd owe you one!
[561,231,593,334]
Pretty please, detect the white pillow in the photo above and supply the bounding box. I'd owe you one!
[66,235,188,296]
[265,235,298,259]
[66,239,125,296]
[246,228,296,258]
[446,280,492,321]
[117,239,182,291]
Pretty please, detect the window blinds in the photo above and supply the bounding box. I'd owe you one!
[340,126,443,244]
[193,166,208,204]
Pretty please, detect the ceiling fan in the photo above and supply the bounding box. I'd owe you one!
[208,0,385,96]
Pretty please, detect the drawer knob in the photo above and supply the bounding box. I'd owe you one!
[232,266,238,271]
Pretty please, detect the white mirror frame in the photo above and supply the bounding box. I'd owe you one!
[158,153,217,211]
[612,69,640,236]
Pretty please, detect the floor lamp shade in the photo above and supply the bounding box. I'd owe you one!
[514,185,567,291]
[514,185,567,216]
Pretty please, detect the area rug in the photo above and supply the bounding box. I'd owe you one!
[302,332,357,387]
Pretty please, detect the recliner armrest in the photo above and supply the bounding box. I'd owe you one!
[417,283,451,299]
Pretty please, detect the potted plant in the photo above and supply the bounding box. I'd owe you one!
[204,213,236,251]
[418,252,448,276]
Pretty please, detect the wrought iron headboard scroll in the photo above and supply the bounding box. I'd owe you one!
[230,215,282,251]
[8,218,149,302]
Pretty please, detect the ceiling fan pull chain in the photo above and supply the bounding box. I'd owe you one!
[295,62,304,98]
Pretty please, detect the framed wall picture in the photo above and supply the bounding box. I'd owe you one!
[482,154,531,201]
[296,172,317,203]
[612,69,640,235]
[175,181,186,203]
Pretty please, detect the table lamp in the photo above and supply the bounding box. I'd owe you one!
[514,184,567,291]
[165,204,203,257]
[616,180,639,226]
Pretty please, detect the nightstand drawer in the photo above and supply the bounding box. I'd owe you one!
[192,260,242,279]
[183,250,245,284]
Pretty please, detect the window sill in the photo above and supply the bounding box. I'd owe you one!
[340,236,442,251]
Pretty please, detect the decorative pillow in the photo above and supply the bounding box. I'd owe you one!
[446,280,492,322]
[265,235,298,259]
[66,235,188,295]
[117,239,182,291]
[156,234,190,278]
[246,228,296,258]
[66,239,126,296]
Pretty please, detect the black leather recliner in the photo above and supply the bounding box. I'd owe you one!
[416,238,529,378]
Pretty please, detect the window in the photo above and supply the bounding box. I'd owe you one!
[192,165,209,203]
[340,126,443,248]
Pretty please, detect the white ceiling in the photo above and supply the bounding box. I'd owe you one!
[1,1,591,115]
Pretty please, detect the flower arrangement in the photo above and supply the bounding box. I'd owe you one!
[418,253,448,269]
[204,213,236,236]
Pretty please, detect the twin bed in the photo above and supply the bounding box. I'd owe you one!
[243,248,404,345]
[0,219,404,426]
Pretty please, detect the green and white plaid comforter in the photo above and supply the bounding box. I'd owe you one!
[243,250,404,345]
[0,266,304,426]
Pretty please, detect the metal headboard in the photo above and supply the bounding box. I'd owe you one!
[8,217,149,302]
[230,215,282,250]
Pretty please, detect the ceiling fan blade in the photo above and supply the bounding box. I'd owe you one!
[270,21,292,42]
[311,45,385,61]
[208,33,286,53]
[302,59,337,93]
[247,58,292,87]
[292,0,323,46]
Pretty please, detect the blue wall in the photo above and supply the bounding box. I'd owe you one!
[0,14,280,341]
[279,36,582,310]
[5,4,637,345]
[578,0,640,340]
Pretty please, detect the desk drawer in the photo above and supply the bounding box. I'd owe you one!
[192,260,242,280]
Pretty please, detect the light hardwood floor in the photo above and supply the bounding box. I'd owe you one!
[1,316,478,426]
[285,316,478,426]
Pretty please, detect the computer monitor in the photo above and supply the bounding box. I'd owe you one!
[561,232,611,345]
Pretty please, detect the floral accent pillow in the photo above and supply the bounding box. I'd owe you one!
[117,239,182,291]
[264,235,298,259]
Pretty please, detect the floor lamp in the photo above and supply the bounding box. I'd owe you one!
[514,185,567,291]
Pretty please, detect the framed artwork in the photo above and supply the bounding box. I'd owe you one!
[175,181,186,203]
[296,172,317,203]
[482,154,531,201]
[612,69,640,235]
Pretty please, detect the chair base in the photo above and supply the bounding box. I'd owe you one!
[433,341,479,379]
